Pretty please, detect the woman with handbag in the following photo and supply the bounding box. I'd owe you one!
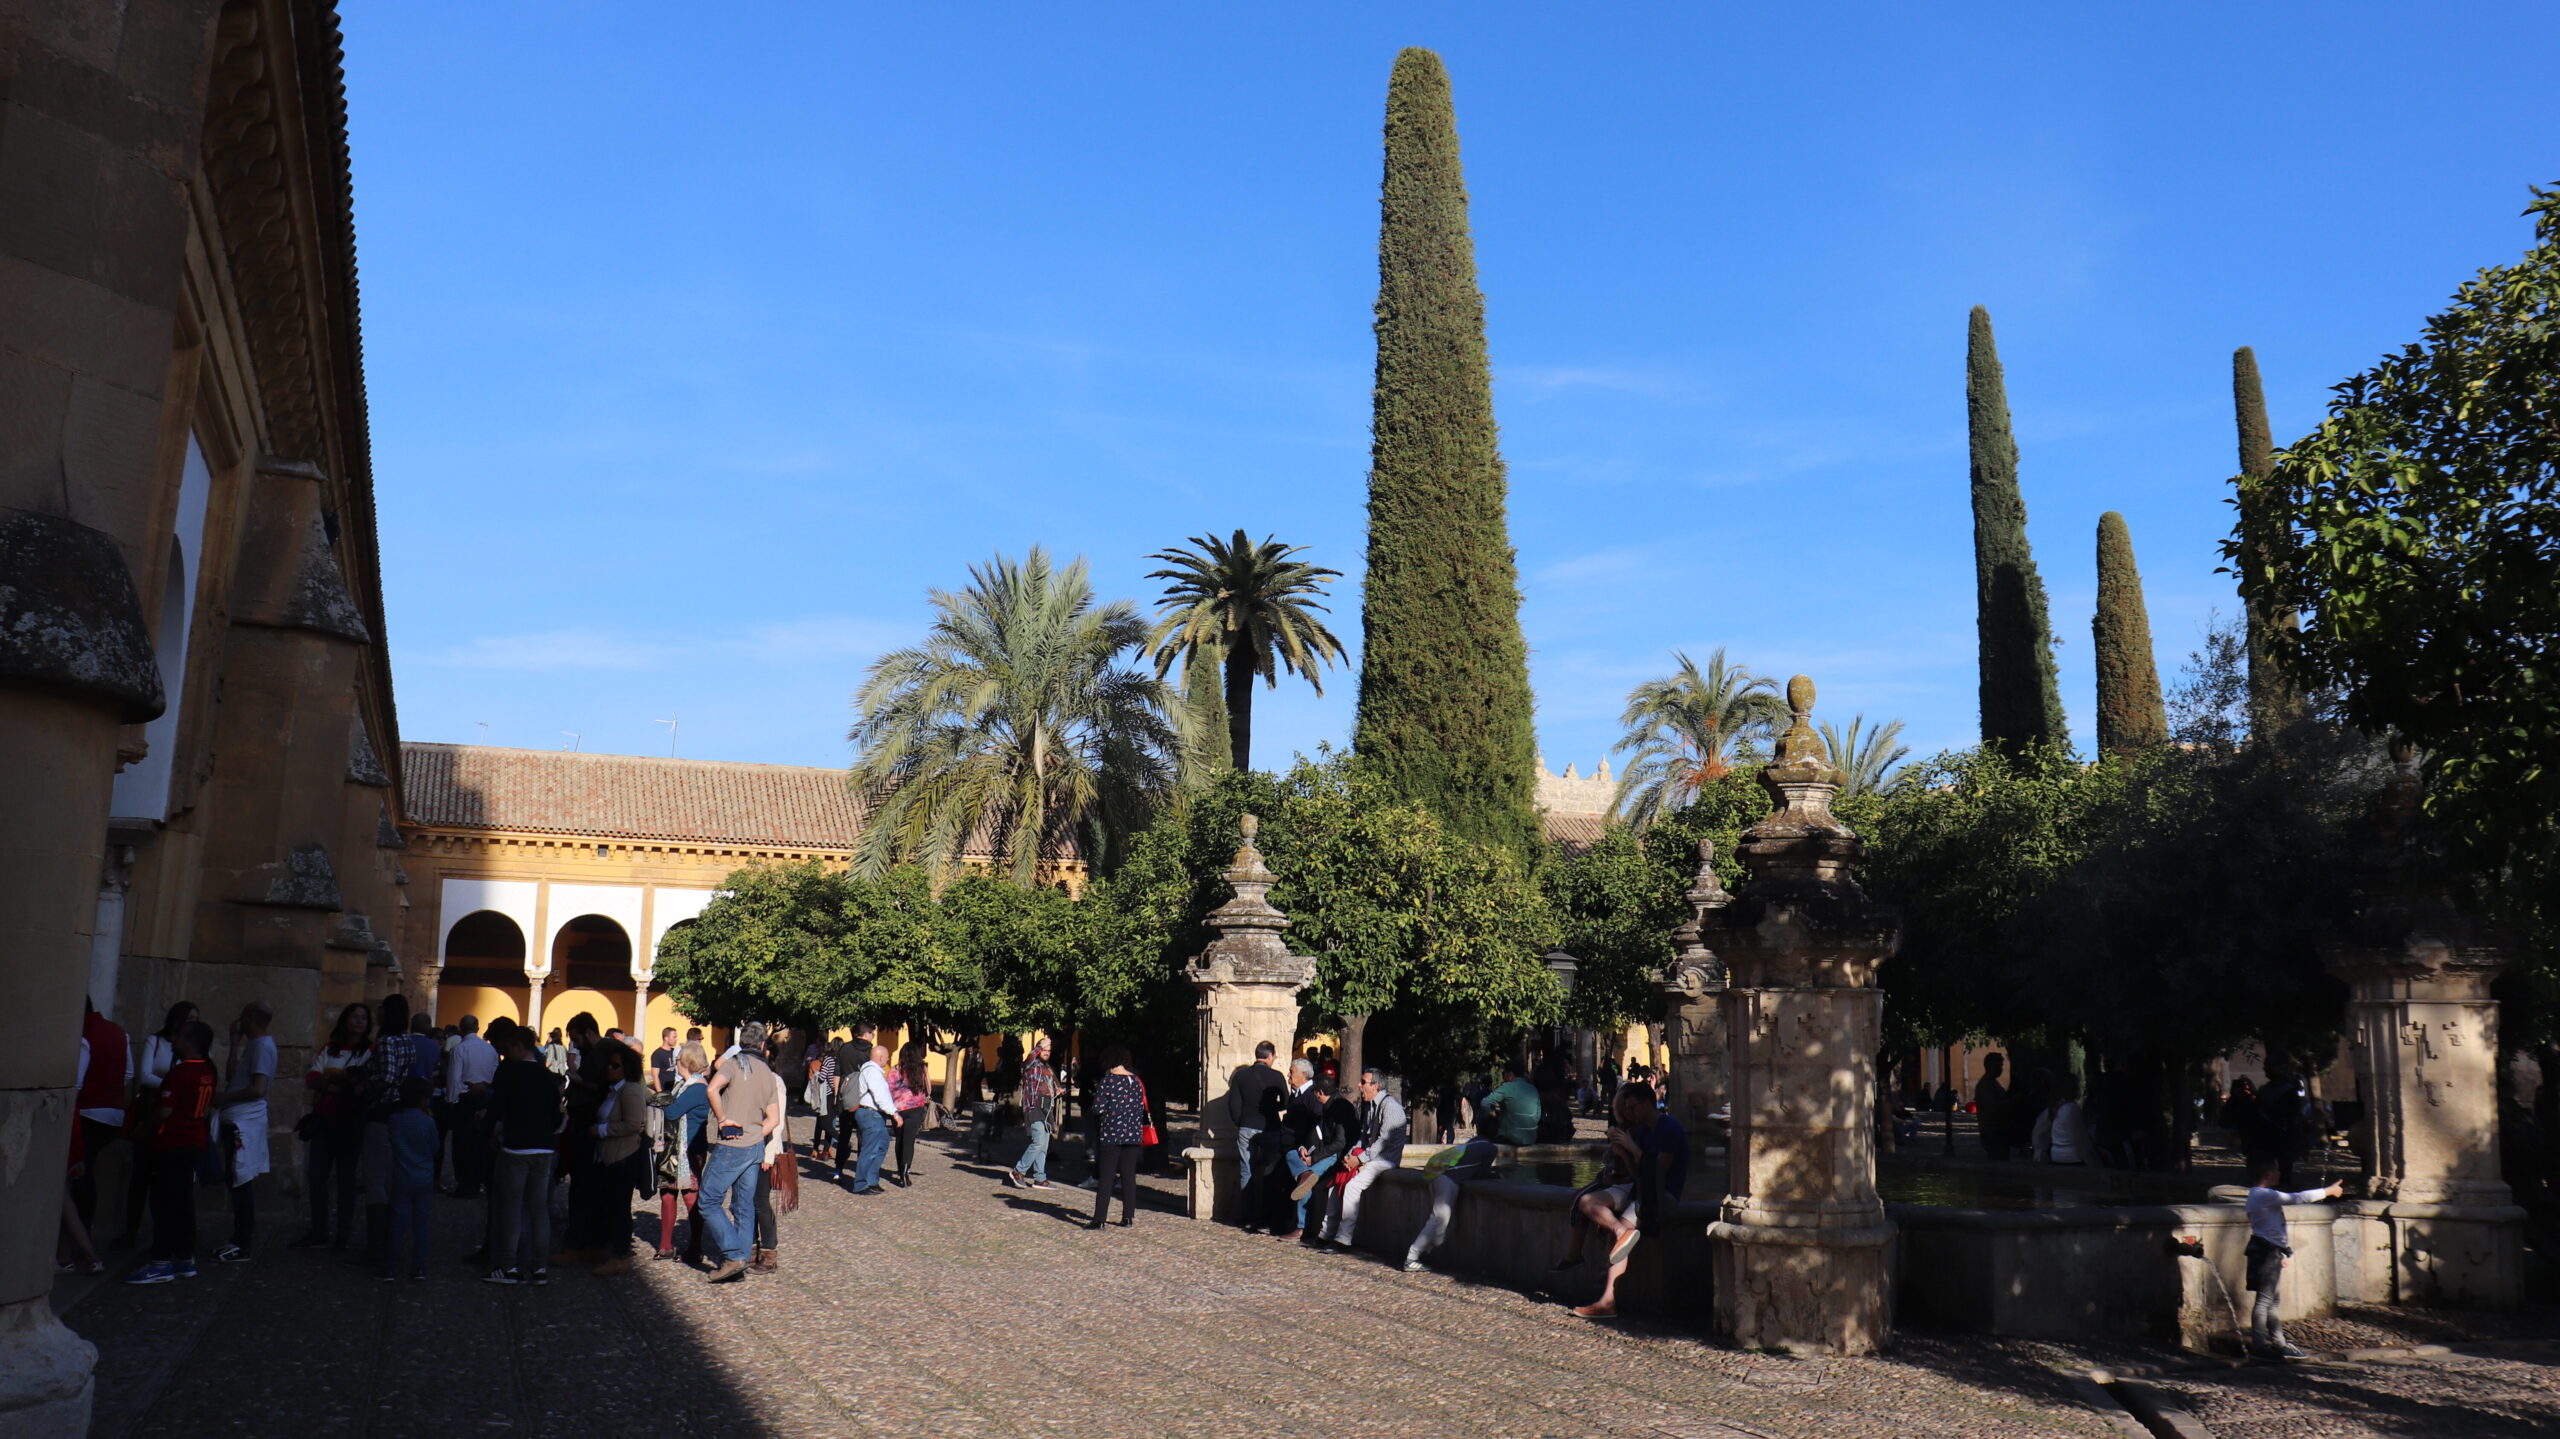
[1087,1046,1150,1230]
[587,1043,652,1276]
[652,1042,711,1262]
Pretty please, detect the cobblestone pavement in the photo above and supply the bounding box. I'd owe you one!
[2136,1348,2560,1438]
[61,1121,2550,1439]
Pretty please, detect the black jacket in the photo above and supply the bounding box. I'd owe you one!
[1278,1083,1324,1149]
[488,1059,564,1153]
[1227,1062,1285,1131]
[1317,1095,1362,1162]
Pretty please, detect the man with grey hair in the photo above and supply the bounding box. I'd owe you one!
[701,1020,784,1284]
[1318,1068,1407,1251]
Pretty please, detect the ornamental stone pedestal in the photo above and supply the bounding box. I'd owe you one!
[1184,815,1316,1221]
[2325,743,2524,1308]
[1700,677,1902,1355]
[1657,839,1733,1172]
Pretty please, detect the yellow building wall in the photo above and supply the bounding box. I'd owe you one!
[435,983,523,1029]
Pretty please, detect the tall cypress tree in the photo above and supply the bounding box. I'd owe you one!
[1351,48,1539,856]
[1966,306,2068,754]
[2092,511,2168,752]
[2232,346,2306,738]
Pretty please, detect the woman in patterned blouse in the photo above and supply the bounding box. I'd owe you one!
[1088,1047,1146,1230]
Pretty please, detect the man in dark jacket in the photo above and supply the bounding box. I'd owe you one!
[1265,1059,1325,1237]
[1226,1041,1286,1211]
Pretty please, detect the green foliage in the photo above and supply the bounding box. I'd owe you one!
[2231,346,2308,738]
[652,863,992,1033]
[1173,635,1232,791]
[1352,47,1541,860]
[1091,752,1558,1089]
[2093,511,2170,753]
[1146,529,1346,771]
[2230,185,2560,1008]
[1817,714,1913,800]
[1610,648,1787,824]
[1966,306,2069,754]
[1859,744,2122,1048]
[850,547,1176,885]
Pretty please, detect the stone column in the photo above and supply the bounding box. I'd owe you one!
[1184,814,1316,1221]
[1700,677,1902,1355]
[89,844,139,1014]
[2324,742,2523,1307]
[1656,838,1732,1171]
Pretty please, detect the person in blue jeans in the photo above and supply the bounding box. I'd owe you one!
[1006,1035,1059,1189]
[700,1023,784,1284]
[382,1077,438,1281]
[849,1041,896,1195]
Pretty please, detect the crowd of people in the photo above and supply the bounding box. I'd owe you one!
[68,990,1694,1322]
[1214,1041,1688,1319]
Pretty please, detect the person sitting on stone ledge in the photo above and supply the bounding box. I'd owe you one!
[1316,1068,1408,1252]
[1482,1058,1541,1147]
[1404,1108,1504,1272]
[1555,1082,1687,1319]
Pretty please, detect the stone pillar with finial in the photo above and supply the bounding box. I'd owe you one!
[2324,738,2524,1307]
[1699,675,1902,1354]
[1657,838,1733,1171]
[1183,814,1318,1221]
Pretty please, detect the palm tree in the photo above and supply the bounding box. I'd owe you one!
[850,548,1176,885]
[1818,715,1912,800]
[1609,648,1788,825]
[1146,529,1348,770]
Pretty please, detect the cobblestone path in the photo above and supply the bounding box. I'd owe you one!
[64,1122,2552,1438]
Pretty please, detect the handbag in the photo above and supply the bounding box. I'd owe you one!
[1137,1079,1159,1148]
[768,1151,801,1215]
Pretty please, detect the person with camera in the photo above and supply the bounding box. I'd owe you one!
[700,1021,784,1284]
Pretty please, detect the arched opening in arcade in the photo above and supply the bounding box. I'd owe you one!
[642,918,699,1041]
[436,910,528,1028]
[548,912,637,1039]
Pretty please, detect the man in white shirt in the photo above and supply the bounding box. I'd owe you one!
[849,1041,896,1196]
[445,1017,499,1197]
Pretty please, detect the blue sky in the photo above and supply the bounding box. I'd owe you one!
[349,3,2559,778]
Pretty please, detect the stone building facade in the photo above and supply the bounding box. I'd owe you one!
[396,743,1081,1042]
[1,2,400,1430]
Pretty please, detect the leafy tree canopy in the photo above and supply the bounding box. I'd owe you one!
[2232,185,2559,990]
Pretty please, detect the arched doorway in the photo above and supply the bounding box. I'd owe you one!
[642,919,699,1043]
[437,910,528,1028]
[551,913,637,1038]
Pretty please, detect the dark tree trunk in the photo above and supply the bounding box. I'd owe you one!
[1340,1013,1370,1094]
[1224,641,1255,771]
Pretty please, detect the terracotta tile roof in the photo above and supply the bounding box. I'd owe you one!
[401,743,1078,859]
[1540,811,1610,856]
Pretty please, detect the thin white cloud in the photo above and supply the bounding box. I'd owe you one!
[426,615,910,673]
[422,629,677,671]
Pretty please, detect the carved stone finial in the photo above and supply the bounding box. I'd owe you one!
[1788,674,1815,713]
[1240,811,1259,841]
[1768,673,1838,782]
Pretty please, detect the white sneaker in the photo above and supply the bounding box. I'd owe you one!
[1403,1259,1425,1272]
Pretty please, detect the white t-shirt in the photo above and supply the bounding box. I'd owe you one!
[446,1034,498,1100]
[223,1034,278,1120]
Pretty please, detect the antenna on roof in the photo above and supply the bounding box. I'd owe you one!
[475,721,489,742]
[561,732,581,752]
[654,716,679,757]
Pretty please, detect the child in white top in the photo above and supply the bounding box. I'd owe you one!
[2244,1157,2343,1358]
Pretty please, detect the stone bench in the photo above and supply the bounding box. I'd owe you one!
[1182,1146,1715,1318]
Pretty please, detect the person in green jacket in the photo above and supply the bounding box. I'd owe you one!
[1483,1059,1542,1147]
